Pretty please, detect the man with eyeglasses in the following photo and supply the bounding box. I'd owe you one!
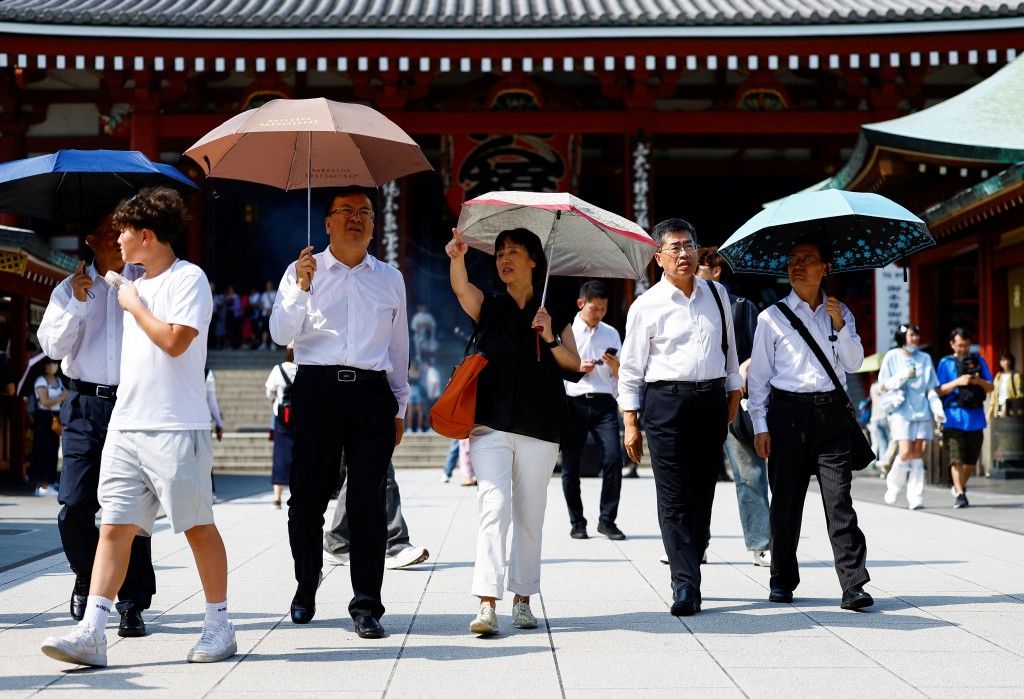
[746,236,873,611]
[618,218,741,616]
[270,186,410,640]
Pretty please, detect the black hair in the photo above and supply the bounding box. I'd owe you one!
[998,350,1015,370]
[894,322,920,348]
[323,186,377,219]
[697,245,731,282]
[111,187,189,244]
[651,218,698,248]
[789,235,832,264]
[579,280,610,301]
[950,326,971,343]
[494,228,547,291]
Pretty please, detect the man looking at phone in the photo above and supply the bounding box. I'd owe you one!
[561,281,626,541]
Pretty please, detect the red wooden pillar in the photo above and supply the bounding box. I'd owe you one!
[979,231,1004,366]
[0,116,27,227]
[129,108,159,161]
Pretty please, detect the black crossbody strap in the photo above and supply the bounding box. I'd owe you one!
[774,301,846,396]
[464,302,492,357]
[277,364,292,387]
[706,281,728,357]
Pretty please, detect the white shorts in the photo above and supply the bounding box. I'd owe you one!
[99,430,215,535]
[888,415,934,442]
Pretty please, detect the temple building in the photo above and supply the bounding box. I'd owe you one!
[0,1,1022,476]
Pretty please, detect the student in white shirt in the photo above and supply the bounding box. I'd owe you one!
[561,280,626,542]
[37,212,155,635]
[618,218,741,617]
[42,187,235,668]
[270,186,409,640]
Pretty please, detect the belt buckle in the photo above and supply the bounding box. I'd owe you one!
[695,381,711,392]
[337,369,357,382]
[96,385,115,399]
[814,394,831,405]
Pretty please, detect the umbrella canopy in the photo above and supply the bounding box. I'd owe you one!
[0,150,199,222]
[718,190,935,275]
[183,98,432,190]
[456,191,657,284]
[856,352,885,373]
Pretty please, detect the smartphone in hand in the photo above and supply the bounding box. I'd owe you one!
[605,348,618,356]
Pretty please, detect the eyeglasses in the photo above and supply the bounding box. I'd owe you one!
[658,243,697,255]
[328,206,375,220]
[786,254,822,266]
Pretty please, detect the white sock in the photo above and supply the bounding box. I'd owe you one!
[79,595,113,639]
[205,600,229,624]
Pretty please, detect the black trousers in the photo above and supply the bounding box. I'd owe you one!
[766,394,870,593]
[561,393,623,527]
[288,368,396,620]
[57,391,155,612]
[644,384,727,593]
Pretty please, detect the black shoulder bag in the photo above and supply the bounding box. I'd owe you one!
[773,302,874,471]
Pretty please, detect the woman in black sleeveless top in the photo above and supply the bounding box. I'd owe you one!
[445,226,581,636]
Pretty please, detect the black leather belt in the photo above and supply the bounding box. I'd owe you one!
[298,365,387,382]
[571,392,612,400]
[647,378,726,393]
[771,387,845,405]
[69,379,117,401]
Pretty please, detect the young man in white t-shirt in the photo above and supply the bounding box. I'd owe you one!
[42,187,235,668]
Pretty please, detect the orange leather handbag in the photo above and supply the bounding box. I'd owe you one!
[429,316,490,439]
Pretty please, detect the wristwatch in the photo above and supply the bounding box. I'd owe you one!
[543,335,561,349]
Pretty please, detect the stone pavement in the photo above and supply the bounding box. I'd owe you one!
[2,471,1024,698]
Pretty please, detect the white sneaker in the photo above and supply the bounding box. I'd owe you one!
[187,620,237,663]
[325,551,349,566]
[441,474,451,483]
[512,600,538,629]
[660,553,669,564]
[41,626,107,667]
[469,605,498,635]
[884,489,899,505]
[752,550,771,567]
[909,502,923,510]
[385,546,429,570]
[35,485,58,497]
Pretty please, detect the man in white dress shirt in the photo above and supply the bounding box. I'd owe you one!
[37,213,156,637]
[562,280,626,541]
[270,186,409,640]
[618,218,741,617]
[747,236,872,611]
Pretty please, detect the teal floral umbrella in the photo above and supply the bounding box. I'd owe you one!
[718,190,934,275]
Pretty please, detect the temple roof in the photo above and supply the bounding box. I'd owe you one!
[863,54,1024,162]
[0,0,1021,30]
[828,56,1024,190]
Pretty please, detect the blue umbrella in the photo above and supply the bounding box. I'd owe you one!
[718,190,935,276]
[0,149,199,222]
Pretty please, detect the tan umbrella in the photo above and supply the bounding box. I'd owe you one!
[856,352,885,373]
[184,97,432,246]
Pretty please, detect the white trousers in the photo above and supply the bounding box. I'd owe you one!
[885,458,925,509]
[469,426,559,599]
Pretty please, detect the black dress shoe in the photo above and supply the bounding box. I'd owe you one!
[570,523,588,539]
[70,577,89,621]
[597,521,626,540]
[840,585,874,610]
[290,591,317,624]
[768,587,794,604]
[670,586,701,616]
[118,608,147,637]
[353,615,385,639]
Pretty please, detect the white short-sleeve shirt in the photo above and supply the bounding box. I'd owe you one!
[108,260,213,431]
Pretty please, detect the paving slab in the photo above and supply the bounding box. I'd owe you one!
[1,470,1023,697]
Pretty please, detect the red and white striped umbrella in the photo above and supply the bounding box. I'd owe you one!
[456,191,657,303]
